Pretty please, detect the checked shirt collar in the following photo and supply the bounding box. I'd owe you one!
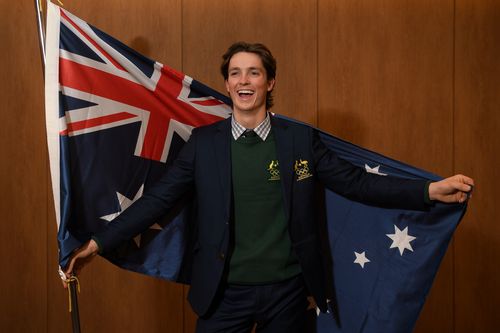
[231,112,271,141]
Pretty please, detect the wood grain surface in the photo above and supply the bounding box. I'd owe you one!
[0,0,497,332]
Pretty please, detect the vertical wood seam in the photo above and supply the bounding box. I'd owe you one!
[452,0,456,332]
[316,0,319,128]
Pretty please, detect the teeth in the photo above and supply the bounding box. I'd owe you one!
[237,90,254,94]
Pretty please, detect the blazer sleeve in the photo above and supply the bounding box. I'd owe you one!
[312,130,429,211]
[94,128,198,254]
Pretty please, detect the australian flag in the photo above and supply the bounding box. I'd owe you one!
[44,2,466,332]
[44,2,231,281]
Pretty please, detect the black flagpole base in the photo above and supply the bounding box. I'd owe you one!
[68,277,82,333]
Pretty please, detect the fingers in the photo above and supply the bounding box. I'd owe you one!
[59,266,70,289]
[458,191,469,203]
[64,255,85,279]
[61,276,68,289]
[61,259,75,289]
[453,174,475,188]
[450,174,474,203]
[65,258,75,278]
[63,250,83,286]
[452,175,475,201]
[61,240,99,289]
[66,249,85,277]
[454,181,473,193]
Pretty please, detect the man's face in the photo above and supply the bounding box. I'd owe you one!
[225,52,275,115]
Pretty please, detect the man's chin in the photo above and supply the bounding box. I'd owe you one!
[232,107,266,115]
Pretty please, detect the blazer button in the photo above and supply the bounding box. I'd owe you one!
[218,252,225,260]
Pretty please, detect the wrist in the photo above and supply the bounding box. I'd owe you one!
[428,182,437,201]
[424,181,434,204]
[90,236,103,254]
[88,239,99,255]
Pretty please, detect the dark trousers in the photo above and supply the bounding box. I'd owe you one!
[195,274,310,333]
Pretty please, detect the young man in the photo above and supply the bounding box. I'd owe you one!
[64,42,474,333]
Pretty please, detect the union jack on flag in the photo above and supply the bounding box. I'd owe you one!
[45,2,231,280]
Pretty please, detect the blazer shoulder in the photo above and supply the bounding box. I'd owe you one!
[271,115,314,135]
[193,118,230,136]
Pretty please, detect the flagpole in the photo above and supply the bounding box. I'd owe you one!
[34,0,46,75]
[68,276,82,333]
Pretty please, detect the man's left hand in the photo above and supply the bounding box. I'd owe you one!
[429,174,474,203]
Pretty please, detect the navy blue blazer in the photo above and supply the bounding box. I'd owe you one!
[95,115,428,316]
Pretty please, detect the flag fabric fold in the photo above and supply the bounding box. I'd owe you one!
[44,3,466,332]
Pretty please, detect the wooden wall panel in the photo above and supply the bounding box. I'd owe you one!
[181,0,318,125]
[318,0,454,172]
[43,1,186,332]
[455,0,500,332]
[0,1,48,331]
[62,0,183,67]
[318,1,455,332]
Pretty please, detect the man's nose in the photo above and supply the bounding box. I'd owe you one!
[238,73,250,85]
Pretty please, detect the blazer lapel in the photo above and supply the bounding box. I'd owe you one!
[213,118,232,219]
[271,116,293,220]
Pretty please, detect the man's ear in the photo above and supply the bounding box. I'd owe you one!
[225,79,230,94]
[267,78,275,91]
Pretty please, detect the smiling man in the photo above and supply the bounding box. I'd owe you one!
[64,42,474,333]
[223,48,275,128]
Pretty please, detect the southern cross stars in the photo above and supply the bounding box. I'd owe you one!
[354,251,371,268]
[352,225,417,270]
[386,225,416,256]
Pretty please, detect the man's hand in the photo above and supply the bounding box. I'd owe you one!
[62,239,99,288]
[429,174,474,203]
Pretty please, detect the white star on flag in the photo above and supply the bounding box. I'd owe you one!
[365,164,388,176]
[100,184,162,247]
[354,251,371,268]
[386,225,416,255]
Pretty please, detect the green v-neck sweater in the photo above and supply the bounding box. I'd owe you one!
[228,131,301,284]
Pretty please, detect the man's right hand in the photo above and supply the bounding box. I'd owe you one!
[62,239,99,288]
